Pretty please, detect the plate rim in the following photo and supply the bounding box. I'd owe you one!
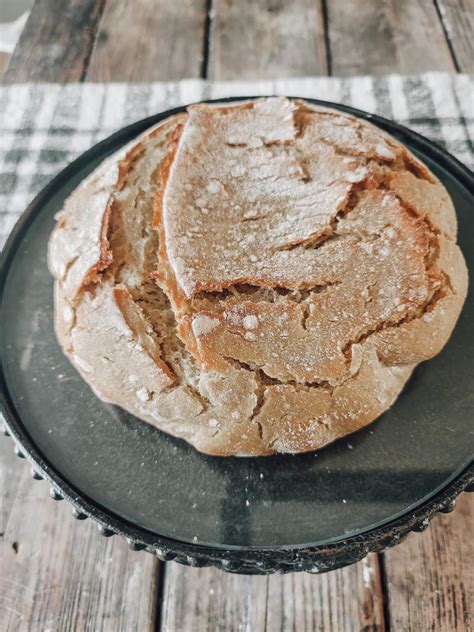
[1,97,473,574]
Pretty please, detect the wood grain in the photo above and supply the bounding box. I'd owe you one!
[326,0,456,75]
[160,553,384,631]
[3,0,106,83]
[436,0,474,72]
[86,0,208,81]
[383,493,473,631]
[0,438,24,538]
[208,0,327,80]
[0,451,159,632]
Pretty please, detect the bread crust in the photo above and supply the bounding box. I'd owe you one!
[49,98,468,456]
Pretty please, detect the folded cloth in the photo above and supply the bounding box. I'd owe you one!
[0,72,472,247]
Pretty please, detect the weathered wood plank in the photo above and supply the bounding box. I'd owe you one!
[383,493,473,631]
[326,0,455,75]
[0,437,24,537]
[0,455,159,632]
[86,0,208,81]
[436,0,474,72]
[160,553,384,631]
[208,0,327,80]
[3,0,106,83]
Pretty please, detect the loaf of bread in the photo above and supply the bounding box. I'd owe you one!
[48,98,468,456]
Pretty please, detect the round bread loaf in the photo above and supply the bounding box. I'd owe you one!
[48,98,468,456]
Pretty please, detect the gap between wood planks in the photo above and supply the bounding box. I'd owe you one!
[433,0,460,72]
[79,0,108,81]
[378,552,392,632]
[155,559,167,632]
[321,0,332,76]
[200,0,214,79]
[433,0,474,73]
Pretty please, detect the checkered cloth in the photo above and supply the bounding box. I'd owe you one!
[0,72,472,248]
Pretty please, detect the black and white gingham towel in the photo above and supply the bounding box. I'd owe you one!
[0,72,472,247]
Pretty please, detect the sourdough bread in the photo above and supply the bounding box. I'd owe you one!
[48,98,468,456]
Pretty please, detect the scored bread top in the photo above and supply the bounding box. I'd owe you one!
[49,98,468,456]
[162,99,396,296]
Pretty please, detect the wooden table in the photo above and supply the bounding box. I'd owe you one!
[1,1,473,630]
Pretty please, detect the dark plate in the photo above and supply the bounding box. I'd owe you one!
[1,98,473,575]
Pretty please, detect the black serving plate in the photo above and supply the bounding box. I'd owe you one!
[1,99,473,575]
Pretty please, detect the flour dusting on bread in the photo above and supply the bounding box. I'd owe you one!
[48,98,468,456]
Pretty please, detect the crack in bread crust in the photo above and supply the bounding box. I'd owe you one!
[49,98,468,456]
[167,178,450,386]
[224,357,335,390]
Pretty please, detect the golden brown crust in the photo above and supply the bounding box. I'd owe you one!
[254,344,415,453]
[386,168,457,239]
[49,98,468,456]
